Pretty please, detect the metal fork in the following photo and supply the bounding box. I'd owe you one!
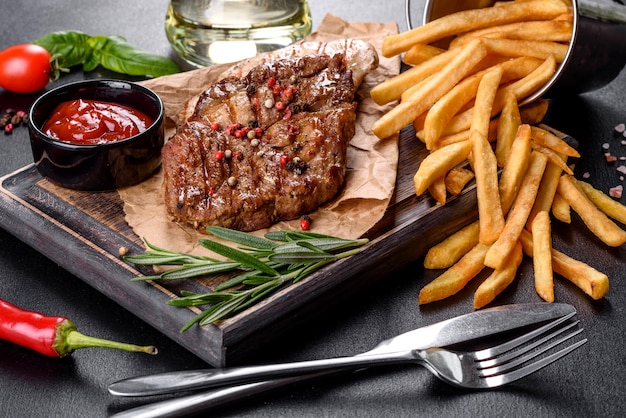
[110,313,586,418]
[417,314,585,389]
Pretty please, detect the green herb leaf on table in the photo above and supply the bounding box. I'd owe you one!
[33,30,180,78]
[123,228,369,330]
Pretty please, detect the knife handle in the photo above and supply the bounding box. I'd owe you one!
[109,350,411,397]
[110,372,334,418]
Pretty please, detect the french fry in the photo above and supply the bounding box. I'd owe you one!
[498,124,532,215]
[481,38,569,62]
[371,46,463,106]
[552,248,609,300]
[519,99,549,124]
[445,166,475,196]
[441,55,556,137]
[422,71,484,149]
[530,126,580,158]
[450,19,573,49]
[495,90,522,167]
[424,221,480,269]
[403,43,445,66]
[557,175,626,246]
[532,210,554,302]
[414,140,473,195]
[382,0,569,57]
[372,39,488,140]
[551,189,571,223]
[472,66,504,138]
[519,230,609,300]
[418,243,490,305]
[526,151,567,228]
[471,130,505,245]
[474,242,523,309]
[484,151,548,269]
[578,180,626,226]
[413,112,428,139]
[531,143,573,175]
[428,176,447,205]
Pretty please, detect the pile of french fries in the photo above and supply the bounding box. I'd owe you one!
[372,0,626,309]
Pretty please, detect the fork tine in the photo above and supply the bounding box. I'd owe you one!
[478,324,584,375]
[479,337,587,387]
[473,311,577,361]
[477,320,581,370]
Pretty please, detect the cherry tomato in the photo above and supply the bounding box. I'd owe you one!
[0,44,51,93]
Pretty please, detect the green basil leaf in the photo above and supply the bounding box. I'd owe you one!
[98,36,180,77]
[82,35,108,72]
[33,30,92,68]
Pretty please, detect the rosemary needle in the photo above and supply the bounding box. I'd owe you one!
[124,228,369,330]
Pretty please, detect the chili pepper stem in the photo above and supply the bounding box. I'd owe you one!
[54,320,157,357]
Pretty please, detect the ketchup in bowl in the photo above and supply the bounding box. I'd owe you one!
[42,99,154,145]
[28,79,165,191]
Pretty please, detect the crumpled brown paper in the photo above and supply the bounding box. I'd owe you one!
[119,14,400,254]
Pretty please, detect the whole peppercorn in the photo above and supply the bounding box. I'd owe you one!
[214,150,225,161]
[0,113,12,129]
[300,216,311,231]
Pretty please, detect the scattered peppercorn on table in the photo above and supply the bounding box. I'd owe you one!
[1,1,626,417]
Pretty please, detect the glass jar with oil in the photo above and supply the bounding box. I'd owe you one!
[166,0,312,67]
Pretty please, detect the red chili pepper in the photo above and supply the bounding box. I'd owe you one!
[280,155,290,165]
[0,298,157,358]
[275,101,285,111]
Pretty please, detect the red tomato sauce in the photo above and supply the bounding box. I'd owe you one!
[42,99,153,145]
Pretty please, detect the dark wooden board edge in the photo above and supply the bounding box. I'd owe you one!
[0,166,227,363]
[0,126,479,366]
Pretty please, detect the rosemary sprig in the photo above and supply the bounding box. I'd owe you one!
[124,227,369,331]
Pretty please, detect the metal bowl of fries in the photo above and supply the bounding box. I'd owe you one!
[410,0,626,102]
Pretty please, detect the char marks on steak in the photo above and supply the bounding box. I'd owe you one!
[162,50,373,231]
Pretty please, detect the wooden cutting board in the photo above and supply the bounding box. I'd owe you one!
[0,125,478,366]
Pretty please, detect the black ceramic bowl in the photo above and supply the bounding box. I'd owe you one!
[28,79,165,191]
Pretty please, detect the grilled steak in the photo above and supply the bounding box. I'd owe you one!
[162,44,377,231]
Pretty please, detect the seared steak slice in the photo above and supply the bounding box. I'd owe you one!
[162,50,370,231]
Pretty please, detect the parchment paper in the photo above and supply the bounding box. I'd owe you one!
[119,14,400,254]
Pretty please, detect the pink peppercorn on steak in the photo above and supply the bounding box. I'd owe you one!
[161,40,378,232]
